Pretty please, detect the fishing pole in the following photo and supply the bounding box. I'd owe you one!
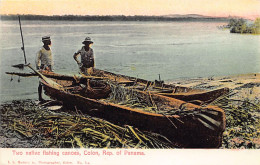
[18,15,27,64]
[12,16,28,69]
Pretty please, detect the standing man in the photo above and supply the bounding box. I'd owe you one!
[35,36,53,102]
[73,37,94,75]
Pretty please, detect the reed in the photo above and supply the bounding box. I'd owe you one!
[0,100,174,148]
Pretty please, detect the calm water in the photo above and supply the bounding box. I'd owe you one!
[0,20,259,102]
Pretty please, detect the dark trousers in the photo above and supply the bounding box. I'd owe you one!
[38,83,43,101]
[38,65,52,101]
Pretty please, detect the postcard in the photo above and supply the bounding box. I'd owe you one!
[0,0,260,164]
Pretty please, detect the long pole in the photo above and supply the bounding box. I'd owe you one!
[18,15,27,64]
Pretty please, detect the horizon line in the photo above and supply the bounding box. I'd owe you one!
[0,13,249,19]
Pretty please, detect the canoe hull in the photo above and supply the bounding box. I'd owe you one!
[159,87,230,104]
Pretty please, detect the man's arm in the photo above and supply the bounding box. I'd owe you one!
[73,53,81,64]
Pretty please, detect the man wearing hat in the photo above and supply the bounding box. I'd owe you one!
[36,36,53,71]
[35,36,53,102]
[73,37,94,75]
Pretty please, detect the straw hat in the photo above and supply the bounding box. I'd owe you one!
[42,36,51,42]
[82,37,93,44]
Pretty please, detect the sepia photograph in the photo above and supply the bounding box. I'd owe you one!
[0,0,260,164]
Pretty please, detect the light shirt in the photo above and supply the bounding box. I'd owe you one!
[35,46,53,68]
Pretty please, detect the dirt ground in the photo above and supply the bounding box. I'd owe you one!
[167,73,260,103]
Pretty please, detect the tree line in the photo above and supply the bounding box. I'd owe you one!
[227,18,260,34]
[0,14,228,22]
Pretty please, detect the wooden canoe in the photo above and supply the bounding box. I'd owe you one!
[92,69,230,104]
[6,69,229,105]
[40,76,226,148]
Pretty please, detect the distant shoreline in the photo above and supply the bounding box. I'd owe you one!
[0,14,230,22]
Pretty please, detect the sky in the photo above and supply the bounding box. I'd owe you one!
[0,0,260,19]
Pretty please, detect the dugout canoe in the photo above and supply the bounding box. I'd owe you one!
[40,75,226,148]
[6,69,229,105]
[93,69,230,104]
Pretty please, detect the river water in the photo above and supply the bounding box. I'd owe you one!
[0,20,259,102]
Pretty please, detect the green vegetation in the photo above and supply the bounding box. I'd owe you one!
[212,96,260,149]
[227,18,260,34]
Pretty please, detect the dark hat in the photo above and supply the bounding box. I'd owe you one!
[42,36,51,42]
[82,37,93,44]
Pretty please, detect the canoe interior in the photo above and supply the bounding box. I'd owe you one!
[93,69,204,93]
